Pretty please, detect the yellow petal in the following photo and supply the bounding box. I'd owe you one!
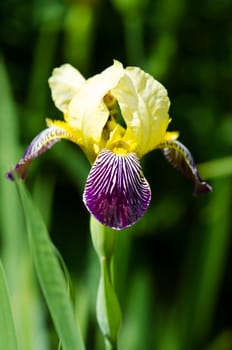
[111,66,170,157]
[48,64,85,113]
[67,60,125,156]
[46,119,83,146]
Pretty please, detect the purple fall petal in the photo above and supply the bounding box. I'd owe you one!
[6,127,67,180]
[83,150,151,230]
[159,140,212,195]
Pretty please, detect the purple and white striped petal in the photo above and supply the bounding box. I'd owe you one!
[159,140,212,195]
[83,150,151,230]
[7,126,76,180]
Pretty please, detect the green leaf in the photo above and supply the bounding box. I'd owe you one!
[0,55,48,350]
[0,260,19,350]
[198,156,232,179]
[15,176,85,350]
[118,270,153,350]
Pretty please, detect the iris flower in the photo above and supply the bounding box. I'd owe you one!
[7,60,212,229]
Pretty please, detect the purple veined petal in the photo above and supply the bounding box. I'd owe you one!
[158,140,213,195]
[83,149,151,230]
[6,126,75,180]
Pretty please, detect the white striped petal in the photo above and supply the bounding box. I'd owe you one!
[83,149,151,229]
[7,125,79,180]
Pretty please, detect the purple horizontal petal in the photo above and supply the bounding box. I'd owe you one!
[6,127,67,180]
[83,150,151,230]
[159,140,212,195]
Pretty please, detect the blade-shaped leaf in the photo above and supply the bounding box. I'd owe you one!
[0,260,19,350]
[0,55,50,350]
[159,140,212,195]
[15,176,85,350]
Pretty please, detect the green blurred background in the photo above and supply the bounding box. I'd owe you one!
[0,0,232,349]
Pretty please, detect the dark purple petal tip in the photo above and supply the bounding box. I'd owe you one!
[193,181,213,196]
[7,159,33,180]
[6,171,14,181]
[83,150,151,230]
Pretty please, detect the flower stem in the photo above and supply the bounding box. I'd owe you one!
[90,216,121,349]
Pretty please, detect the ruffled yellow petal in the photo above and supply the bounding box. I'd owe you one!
[111,66,170,157]
[67,60,125,158]
[48,64,85,113]
[48,61,172,162]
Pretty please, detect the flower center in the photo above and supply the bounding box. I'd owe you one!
[101,92,130,154]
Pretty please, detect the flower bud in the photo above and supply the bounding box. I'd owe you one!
[90,215,117,260]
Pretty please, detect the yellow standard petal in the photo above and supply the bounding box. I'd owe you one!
[48,63,85,113]
[67,60,125,160]
[111,66,170,157]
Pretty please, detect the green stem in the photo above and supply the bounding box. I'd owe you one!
[90,216,121,349]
